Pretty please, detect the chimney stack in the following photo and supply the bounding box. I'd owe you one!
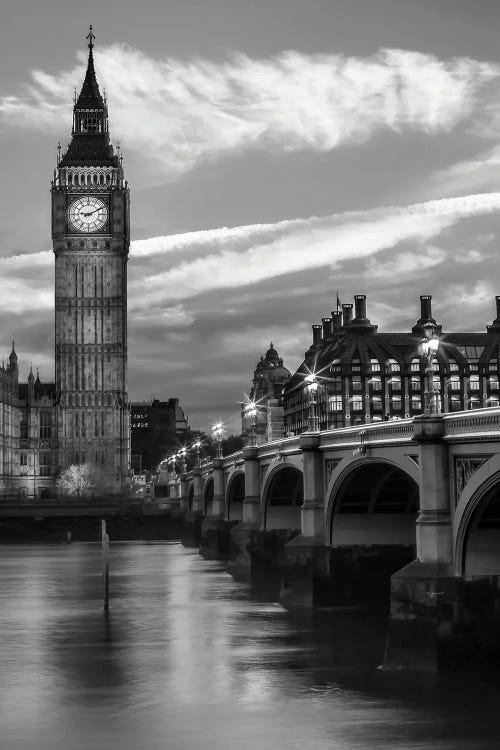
[354,294,367,320]
[342,303,353,326]
[420,295,432,321]
[412,294,441,336]
[312,324,322,346]
[322,317,333,338]
[331,310,342,329]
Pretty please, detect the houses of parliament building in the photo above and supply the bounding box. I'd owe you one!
[0,29,130,498]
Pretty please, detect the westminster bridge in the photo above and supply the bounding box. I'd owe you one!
[159,407,500,670]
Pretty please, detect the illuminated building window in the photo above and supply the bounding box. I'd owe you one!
[411,377,421,392]
[449,376,461,391]
[410,359,420,373]
[372,396,383,411]
[352,396,363,411]
[329,396,343,412]
[371,376,382,392]
[489,375,499,391]
[390,376,401,392]
[392,396,402,411]
[469,395,480,409]
[352,377,362,392]
[470,375,480,391]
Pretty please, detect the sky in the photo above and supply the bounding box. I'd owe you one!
[2,0,500,433]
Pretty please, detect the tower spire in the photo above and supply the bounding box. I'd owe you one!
[59,24,121,167]
[86,24,95,52]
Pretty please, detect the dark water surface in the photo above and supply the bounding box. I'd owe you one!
[0,542,499,749]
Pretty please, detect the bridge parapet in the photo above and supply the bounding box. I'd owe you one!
[442,406,500,441]
[319,419,415,450]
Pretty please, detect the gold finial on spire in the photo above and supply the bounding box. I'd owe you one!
[86,24,95,51]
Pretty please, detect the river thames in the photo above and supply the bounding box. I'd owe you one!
[0,542,499,749]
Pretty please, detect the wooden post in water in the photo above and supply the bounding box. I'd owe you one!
[101,519,110,612]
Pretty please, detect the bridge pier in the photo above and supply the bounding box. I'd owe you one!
[228,446,261,579]
[200,459,235,558]
[280,434,330,608]
[182,469,203,547]
[227,448,298,593]
[384,415,456,670]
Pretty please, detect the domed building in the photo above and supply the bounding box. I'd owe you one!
[242,343,291,444]
[283,294,500,434]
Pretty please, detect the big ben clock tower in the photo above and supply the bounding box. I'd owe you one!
[51,27,130,490]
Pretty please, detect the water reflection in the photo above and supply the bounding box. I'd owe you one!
[0,542,499,749]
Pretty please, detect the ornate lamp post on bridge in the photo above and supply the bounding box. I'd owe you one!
[211,421,224,458]
[244,401,258,446]
[193,440,202,469]
[417,323,441,415]
[304,373,319,431]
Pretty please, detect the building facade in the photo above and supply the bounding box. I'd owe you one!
[0,344,56,498]
[242,343,291,443]
[131,398,190,473]
[284,294,500,434]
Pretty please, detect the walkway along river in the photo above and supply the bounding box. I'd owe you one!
[1,542,499,749]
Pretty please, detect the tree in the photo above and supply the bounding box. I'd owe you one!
[56,463,108,498]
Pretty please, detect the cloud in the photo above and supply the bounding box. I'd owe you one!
[1,45,497,175]
[427,141,500,197]
[364,244,447,280]
[3,193,500,318]
[129,193,500,306]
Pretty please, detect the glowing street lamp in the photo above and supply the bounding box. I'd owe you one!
[417,323,440,415]
[304,372,319,431]
[167,454,177,476]
[179,446,187,473]
[193,440,202,468]
[244,401,258,446]
[211,421,224,458]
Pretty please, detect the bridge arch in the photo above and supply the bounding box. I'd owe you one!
[262,463,303,531]
[326,457,419,546]
[325,457,419,606]
[226,470,245,521]
[203,476,214,515]
[455,454,500,576]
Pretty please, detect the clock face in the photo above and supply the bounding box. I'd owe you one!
[68,196,108,233]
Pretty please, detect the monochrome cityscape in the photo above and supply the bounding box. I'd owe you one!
[2,5,500,749]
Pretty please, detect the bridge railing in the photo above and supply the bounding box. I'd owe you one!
[442,406,500,439]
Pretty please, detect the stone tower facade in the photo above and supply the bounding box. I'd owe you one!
[51,28,130,490]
